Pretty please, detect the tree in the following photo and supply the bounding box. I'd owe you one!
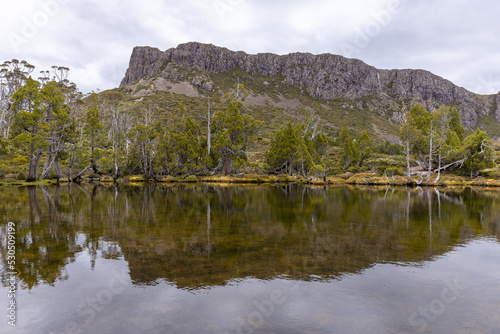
[38,81,74,180]
[409,104,430,169]
[462,129,494,178]
[356,131,371,167]
[11,78,45,181]
[11,78,73,181]
[212,100,260,175]
[266,122,301,174]
[0,60,35,139]
[161,104,205,175]
[425,116,438,182]
[128,104,159,179]
[431,106,464,182]
[85,94,104,160]
[206,98,213,156]
[339,124,359,170]
[100,91,128,180]
[72,94,109,182]
[399,111,419,181]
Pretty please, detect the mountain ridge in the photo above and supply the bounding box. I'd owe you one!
[119,42,500,128]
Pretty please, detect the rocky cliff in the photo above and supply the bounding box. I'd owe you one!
[120,42,500,127]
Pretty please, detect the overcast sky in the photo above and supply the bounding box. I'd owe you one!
[1,0,499,95]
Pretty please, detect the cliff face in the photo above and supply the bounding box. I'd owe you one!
[120,42,500,127]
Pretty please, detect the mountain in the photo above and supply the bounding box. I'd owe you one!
[119,42,500,139]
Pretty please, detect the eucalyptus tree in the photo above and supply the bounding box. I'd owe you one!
[128,104,160,179]
[0,60,35,138]
[399,109,419,181]
[11,78,73,181]
[431,106,464,182]
[100,91,129,180]
[38,81,74,180]
[408,104,431,170]
[462,129,494,178]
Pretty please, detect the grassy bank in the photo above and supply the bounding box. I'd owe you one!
[1,173,499,188]
[110,173,500,187]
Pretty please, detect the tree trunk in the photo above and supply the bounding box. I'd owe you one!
[207,101,211,156]
[4,121,12,140]
[142,144,149,178]
[406,140,411,181]
[434,150,442,183]
[27,149,43,182]
[426,126,433,182]
[113,149,119,180]
[40,151,53,180]
[54,155,63,180]
[40,148,59,180]
[149,147,154,179]
[0,105,7,138]
[72,161,97,182]
[222,155,231,176]
[73,163,92,182]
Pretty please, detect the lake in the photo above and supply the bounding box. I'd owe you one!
[1,184,499,333]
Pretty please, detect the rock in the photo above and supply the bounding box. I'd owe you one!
[120,42,500,127]
[120,46,166,87]
[191,75,214,92]
[496,93,500,122]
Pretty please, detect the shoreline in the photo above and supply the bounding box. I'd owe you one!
[2,173,499,188]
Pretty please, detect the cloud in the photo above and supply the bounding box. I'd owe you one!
[1,0,499,94]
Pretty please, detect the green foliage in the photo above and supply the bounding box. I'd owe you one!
[84,94,104,159]
[374,141,403,155]
[212,100,262,175]
[265,121,327,176]
[266,122,301,172]
[339,124,359,170]
[432,106,464,167]
[366,157,406,176]
[448,107,464,142]
[128,116,160,178]
[1,59,500,182]
[409,104,430,159]
[184,175,199,182]
[157,104,205,175]
[356,131,372,167]
[462,129,494,178]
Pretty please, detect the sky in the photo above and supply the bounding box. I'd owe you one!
[1,0,499,95]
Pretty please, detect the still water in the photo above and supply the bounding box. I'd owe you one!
[0,184,499,333]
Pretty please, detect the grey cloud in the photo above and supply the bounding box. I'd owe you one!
[1,0,499,94]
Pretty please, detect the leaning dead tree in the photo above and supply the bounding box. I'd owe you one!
[72,159,109,182]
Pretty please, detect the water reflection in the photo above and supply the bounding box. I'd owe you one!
[1,184,499,290]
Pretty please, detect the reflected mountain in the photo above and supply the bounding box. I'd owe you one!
[1,184,499,290]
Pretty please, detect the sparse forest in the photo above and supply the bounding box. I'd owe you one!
[1,60,499,185]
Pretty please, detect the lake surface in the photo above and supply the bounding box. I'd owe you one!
[1,184,499,333]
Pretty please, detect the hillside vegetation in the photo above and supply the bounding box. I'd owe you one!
[1,55,499,186]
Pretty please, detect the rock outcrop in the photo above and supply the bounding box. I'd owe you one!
[120,42,500,126]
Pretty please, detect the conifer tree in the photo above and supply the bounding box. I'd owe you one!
[212,100,260,175]
[339,124,359,170]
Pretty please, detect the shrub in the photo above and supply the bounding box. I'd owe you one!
[309,165,324,178]
[158,175,178,183]
[12,155,30,165]
[184,175,198,183]
[347,166,360,173]
[100,175,114,182]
